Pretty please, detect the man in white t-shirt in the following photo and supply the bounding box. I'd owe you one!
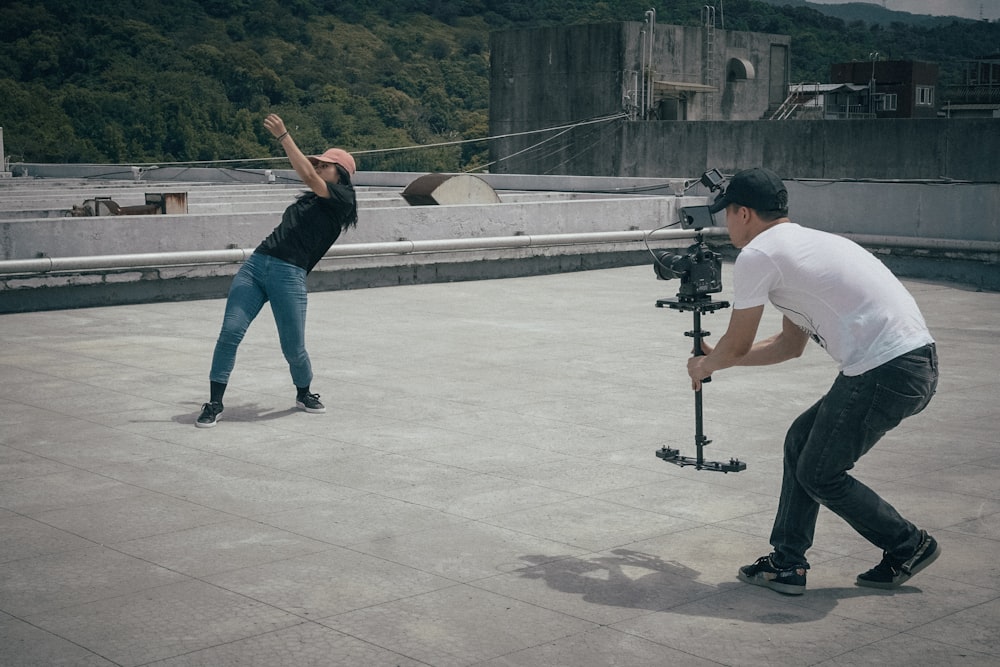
[687,168,940,595]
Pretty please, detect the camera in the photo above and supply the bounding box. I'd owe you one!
[652,204,723,301]
[652,242,723,300]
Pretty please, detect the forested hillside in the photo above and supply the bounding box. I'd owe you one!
[1,0,997,171]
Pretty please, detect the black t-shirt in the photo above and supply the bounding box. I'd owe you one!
[255,182,357,273]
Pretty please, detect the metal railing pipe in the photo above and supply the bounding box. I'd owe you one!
[0,228,726,276]
[843,234,1000,253]
[4,231,994,278]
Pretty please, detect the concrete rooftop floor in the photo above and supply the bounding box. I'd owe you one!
[1,264,998,666]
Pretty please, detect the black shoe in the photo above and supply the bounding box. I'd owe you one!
[196,401,223,428]
[856,530,940,589]
[738,554,807,595]
[296,392,326,413]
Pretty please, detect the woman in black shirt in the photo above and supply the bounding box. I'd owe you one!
[196,114,358,428]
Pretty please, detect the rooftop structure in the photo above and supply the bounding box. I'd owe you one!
[941,55,1000,118]
[0,261,997,665]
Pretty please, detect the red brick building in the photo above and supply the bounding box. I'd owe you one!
[830,60,939,118]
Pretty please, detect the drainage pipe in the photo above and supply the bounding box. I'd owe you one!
[0,228,727,276]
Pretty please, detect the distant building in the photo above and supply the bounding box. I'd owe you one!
[941,55,1000,118]
[489,13,791,172]
[830,60,939,119]
[770,83,872,120]
[770,60,940,120]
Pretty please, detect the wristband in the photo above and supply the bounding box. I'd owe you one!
[276,131,289,142]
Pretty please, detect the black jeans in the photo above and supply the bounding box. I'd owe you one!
[770,343,938,568]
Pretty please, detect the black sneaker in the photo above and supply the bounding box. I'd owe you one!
[856,530,940,589]
[738,554,808,595]
[196,401,223,428]
[296,392,326,414]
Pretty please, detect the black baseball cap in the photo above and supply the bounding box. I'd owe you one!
[708,168,788,214]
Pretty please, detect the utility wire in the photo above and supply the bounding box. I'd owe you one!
[64,113,631,170]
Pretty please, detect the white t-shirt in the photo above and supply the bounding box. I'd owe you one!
[734,223,934,376]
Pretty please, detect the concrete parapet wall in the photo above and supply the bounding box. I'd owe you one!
[2,178,995,262]
[0,195,698,261]
[496,119,1000,182]
[1,172,997,312]
[787,180,999,242]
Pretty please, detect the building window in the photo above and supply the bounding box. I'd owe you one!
[916,86,934,106]
[877,93,897,111]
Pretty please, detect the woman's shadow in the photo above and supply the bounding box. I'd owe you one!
[171,401,299,426]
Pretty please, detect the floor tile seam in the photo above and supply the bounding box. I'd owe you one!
[464,473,666,503]
[369,435,635,470]
[608,623,745,666]
[103,518,342,567]
[570,451,775,490]
[360,450,574,478]
[935,524,1000,545]
[0,346,200,381]
[602,584,867,659]
[1,453,335,533]
[445,618,611,666]
[862,442,996,466]
[809,628,938,666]
[587,478,781,512]
[326,522,591,586]
[904,631,1000,661]
[772,568,1000,628]
[248,499,479,550]
[127,619,344,667]
[892,593,1000,646]
[363,490,591,532]
[860,474,1000,500]
[458,522,731,585]
[15,573,207,624]
[817,548,1000,592]
[2,507,247,563]
[278,620,440,667]
[0,612,118,665]
[467,509,701,552]
[308,579,470,625]
[471,490,717,530]
[683,584,918,640]
[872,475,1000,503]
[408,575,618,633]
[182,440,392,479]
[37,590,310,666]
[386,405,588,434]
[284,458,547,496]
[0,540,107,568]
[0,449,264,518]
[480,449,684,481]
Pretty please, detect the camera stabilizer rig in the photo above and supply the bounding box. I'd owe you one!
[649,169,746,473]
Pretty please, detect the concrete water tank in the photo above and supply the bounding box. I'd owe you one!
[401,173,501,206]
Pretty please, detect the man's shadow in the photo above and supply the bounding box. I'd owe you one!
[515,548,917,623]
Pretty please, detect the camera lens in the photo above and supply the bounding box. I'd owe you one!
[652,250,690,281]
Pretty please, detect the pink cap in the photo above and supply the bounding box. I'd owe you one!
[309,148,356,175]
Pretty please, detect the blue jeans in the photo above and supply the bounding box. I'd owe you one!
[771,343,938,568]
[209,253,312,388]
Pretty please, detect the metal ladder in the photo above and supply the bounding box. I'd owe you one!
[702,5,717,120]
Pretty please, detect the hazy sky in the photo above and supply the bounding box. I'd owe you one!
[805,0,999,21]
